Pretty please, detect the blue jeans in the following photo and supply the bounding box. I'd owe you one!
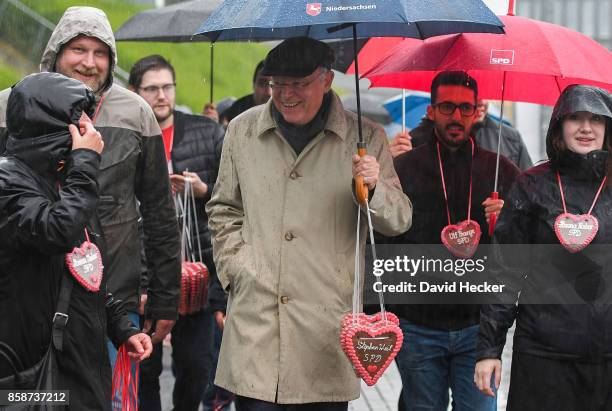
[202,322,234,411]
[395,320,496,411]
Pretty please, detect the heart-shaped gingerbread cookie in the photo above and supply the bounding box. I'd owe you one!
[340,312,403,386]
[66,241,103,292]
[554,213,599,253]
[441,220,481,258]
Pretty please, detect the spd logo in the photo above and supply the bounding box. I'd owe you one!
[306,3,322,16]
[490,49,514,65]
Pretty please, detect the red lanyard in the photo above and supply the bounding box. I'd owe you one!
[556,171,607,215]
[91,93,106,124]
[436,139,475,225]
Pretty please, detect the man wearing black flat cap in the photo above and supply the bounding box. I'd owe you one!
[206,37,412,410]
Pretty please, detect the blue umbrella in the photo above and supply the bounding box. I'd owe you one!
[195,0,504,204]
[195,1,503,42]
[383,92,431,130]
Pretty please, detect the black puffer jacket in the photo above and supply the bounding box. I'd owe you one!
[0,73,137,410]
[170,110,226,310]
[478,85,612,362]
[171,110,223,265]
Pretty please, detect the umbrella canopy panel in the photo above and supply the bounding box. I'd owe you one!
[195,0,504,41]
[116,0,222,42]
[330,37,401,73]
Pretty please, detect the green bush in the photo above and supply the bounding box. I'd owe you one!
[0,60,22,90]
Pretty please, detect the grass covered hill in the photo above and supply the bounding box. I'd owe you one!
[0,60,22,90]
[16,0,271,113]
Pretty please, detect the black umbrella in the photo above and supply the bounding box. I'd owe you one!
[115,0,222,42]
[329,38,368,73]
[115,0,222,101]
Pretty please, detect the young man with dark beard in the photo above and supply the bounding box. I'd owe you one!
[387,71,520,411]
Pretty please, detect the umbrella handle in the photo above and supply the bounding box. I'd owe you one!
[488,191,499,237]
[355,147,369,206]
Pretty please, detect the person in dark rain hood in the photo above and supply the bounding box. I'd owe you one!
[476,85,612,411]
[0,8,182,372]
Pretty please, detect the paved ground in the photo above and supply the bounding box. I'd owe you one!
[159,326,515,411]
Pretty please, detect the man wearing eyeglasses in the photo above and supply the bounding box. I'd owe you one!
[384,71,520,411]
[206,37,411,411]
[128,54,225,411]
[222,61,271,126]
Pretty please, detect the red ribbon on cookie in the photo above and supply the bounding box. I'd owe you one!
[436,140,482,258]
[554,172,606,253]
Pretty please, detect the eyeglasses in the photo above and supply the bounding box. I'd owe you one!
[435,102,476,117]
[255,79,271,88]
[139,83,176,96]
[268,71,325,92]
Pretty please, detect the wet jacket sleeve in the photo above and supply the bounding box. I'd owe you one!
[364,126,413,237]
[202,124,226,311]
[477,176,531,360]
[0,127,6,154]
[205,122,244,291]
[202,124,225,205]
[136,119,181,320]
[0,149,100,254]
[105,292,140,348]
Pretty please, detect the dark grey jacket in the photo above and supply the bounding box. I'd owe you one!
[473,115,533,170]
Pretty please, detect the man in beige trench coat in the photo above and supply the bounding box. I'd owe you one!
[206,37,412,411]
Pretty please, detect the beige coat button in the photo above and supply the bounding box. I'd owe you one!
[280,296,289,304]
[284,232,295,241]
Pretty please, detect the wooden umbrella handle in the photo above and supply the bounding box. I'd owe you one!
[355,147,369,205]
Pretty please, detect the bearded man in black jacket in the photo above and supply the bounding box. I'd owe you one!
[128,55,225,411]
[387,71,520,411]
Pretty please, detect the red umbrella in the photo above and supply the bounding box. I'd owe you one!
[361,15,612,106]
[358,7,612,234]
